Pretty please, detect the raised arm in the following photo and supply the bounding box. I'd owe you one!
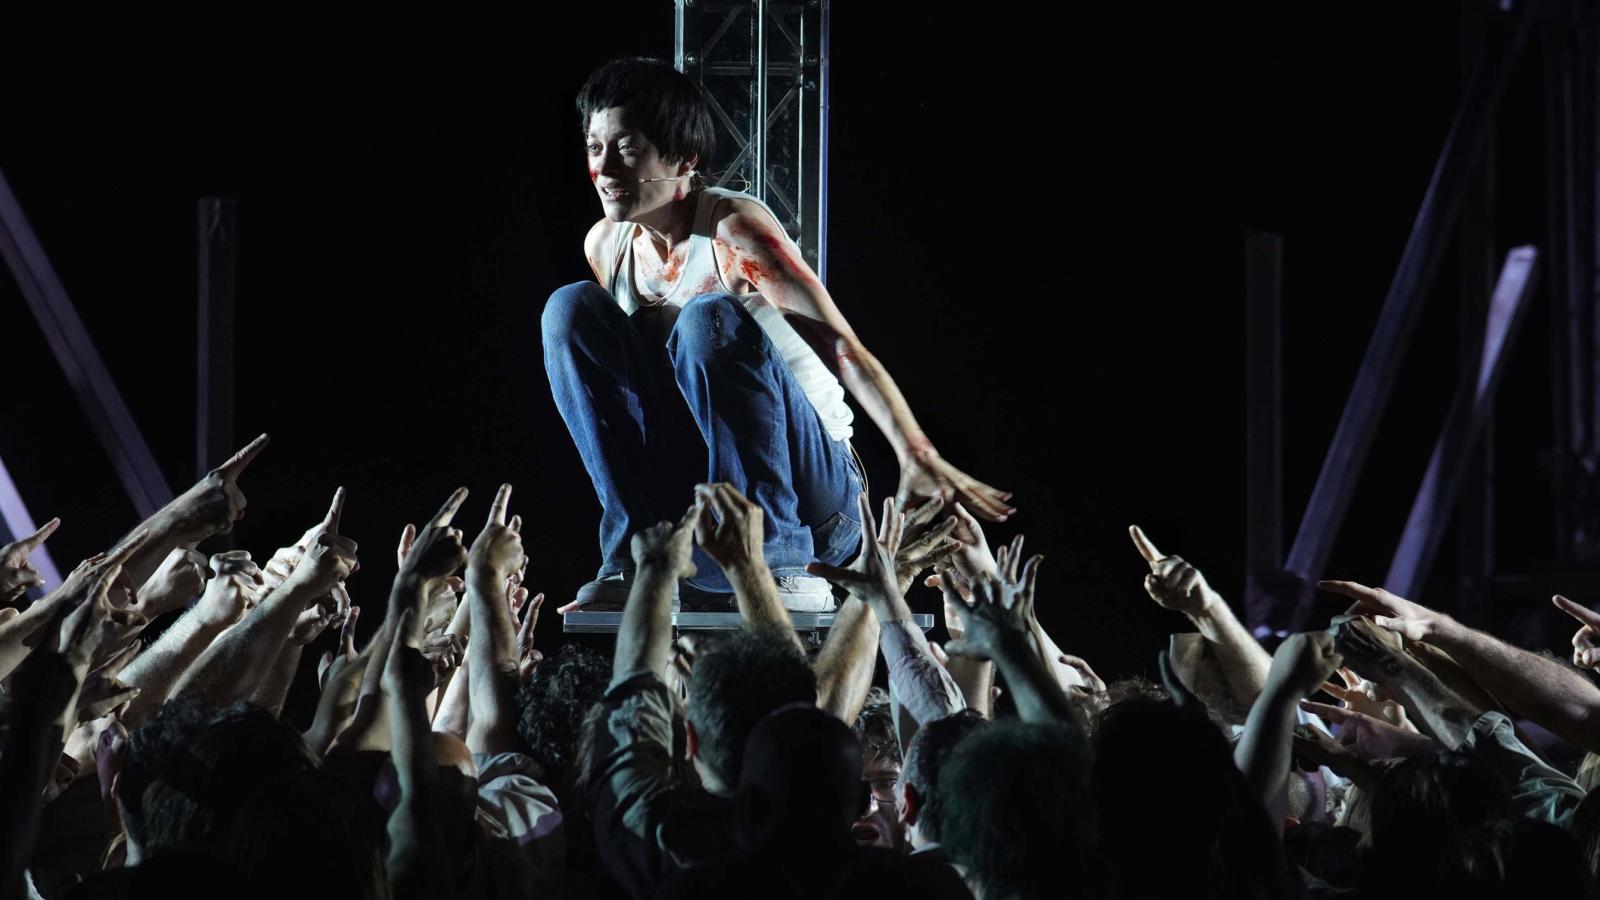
[691,482,798,648]
[709,199,1013,521]
[613,506,698,683]
[382,612,454,900]
[812,495,964,739]
[113,434,269,589]
[1233,632,1342,825]
[1325,580,1600,751]
[1130,525,1271,710]
[1332,614,1482,748]
[171,489,356,706]
[941,554,1080,729]
[464,484,528,755]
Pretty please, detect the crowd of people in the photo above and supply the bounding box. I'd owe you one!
[5,433,1600,898]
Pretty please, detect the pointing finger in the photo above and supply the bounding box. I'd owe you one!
[1128,525,1163,565]
[324,487,347,532]
[488,483,512,527]
[217,433,270,480]
[1553,595,1600,631]
[20,517,61,553]
[431,488,469,529]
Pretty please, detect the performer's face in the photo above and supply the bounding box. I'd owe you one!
[584,107,693,223]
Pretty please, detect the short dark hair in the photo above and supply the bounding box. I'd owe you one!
[140,703,316,855]
[516,642,610,799]
[576,57,715,169]
[1369,750,1513,879]
[117,696,218,846]
[938,721,1095,900]
[901,710,987,844]
[852,687,900,767]
[688,628,817,788]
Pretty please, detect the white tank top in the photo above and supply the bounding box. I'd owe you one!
[608,186,854,442]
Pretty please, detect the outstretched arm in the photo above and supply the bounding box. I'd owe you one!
[1130,525,1271,709]
[1325,581,1600,752]
[1234,633,1342,825]
[710,200,1013,520]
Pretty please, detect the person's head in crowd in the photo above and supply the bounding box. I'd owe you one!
[1440,816,1590,895]
[1092,695,1290,899]
[940,720,1096,900]
[737,703,863,853]
[517,641,609,802]
[224,769,386,900]
[686,627,817,795]
[851,687,903,850]
[1570,786,1600,889]
[1367,750,1513,884]
[374,731,481,871]
[899,710,988,852]
[114,696,216,863]
[138,703,316,858]
[1282,821,1364,890]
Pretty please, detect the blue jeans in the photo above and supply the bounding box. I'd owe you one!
[542,282,864,592]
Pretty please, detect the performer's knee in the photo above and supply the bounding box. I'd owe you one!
[670,292,756,362]
[541,281,611,348]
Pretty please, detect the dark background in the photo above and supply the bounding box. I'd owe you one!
[0,3,1577,716]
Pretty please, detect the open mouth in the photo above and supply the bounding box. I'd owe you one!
[599,187,631,202]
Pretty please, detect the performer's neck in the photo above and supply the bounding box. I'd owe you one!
[628,189,699,259]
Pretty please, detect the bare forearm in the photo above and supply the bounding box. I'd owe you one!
[946,657,993,717]
[1428,618,1600,749]
[386,677,450,898]
[1234,682,1299,822]
[613,560,677,680]
[117,613,225,726]
[992,634,1080,728]
[114,508,203,589]
[432,603,472,737]
[1188,597,1272,707]
[252,643,304,718]
[814,596,880,722]
[727,559,801,651]
[171,581,312,704]
[836,341,927,459]
[464,570,518,754]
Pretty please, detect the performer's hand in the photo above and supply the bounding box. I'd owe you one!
[895,449,1013,524]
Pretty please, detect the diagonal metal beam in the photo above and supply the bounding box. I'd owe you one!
[0,167,172,517]
[1283,0,1538,597]
[1384,246,1538,598]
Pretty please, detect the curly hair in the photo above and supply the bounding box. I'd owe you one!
[516,642,610,798]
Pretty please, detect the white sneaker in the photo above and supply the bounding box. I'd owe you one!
[775,574,838,613]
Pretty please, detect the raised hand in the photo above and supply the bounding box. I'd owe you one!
[691,482,766,573]
[807,494,905,610]
[1318,666,1416,732]
[77,640,142,722]
[631,506,698,579]
[1553,595,1600,670]
[1129,525,1218,617]
[1265,632,1343,700]
[896,450,1014,524]
[135,548,209,619]
[170,434,269,538]
[940,551,1042,662]
[263,487,349,592]
[1299,701,1440,762]
[1330,615,1407,682]
[468,484,525,583]
[401,488,469,584]
[1,517,59,603]
[1318,580,1447,642]
[191,551,262,629]
[516,590,545,680]
[893,496,961,594]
